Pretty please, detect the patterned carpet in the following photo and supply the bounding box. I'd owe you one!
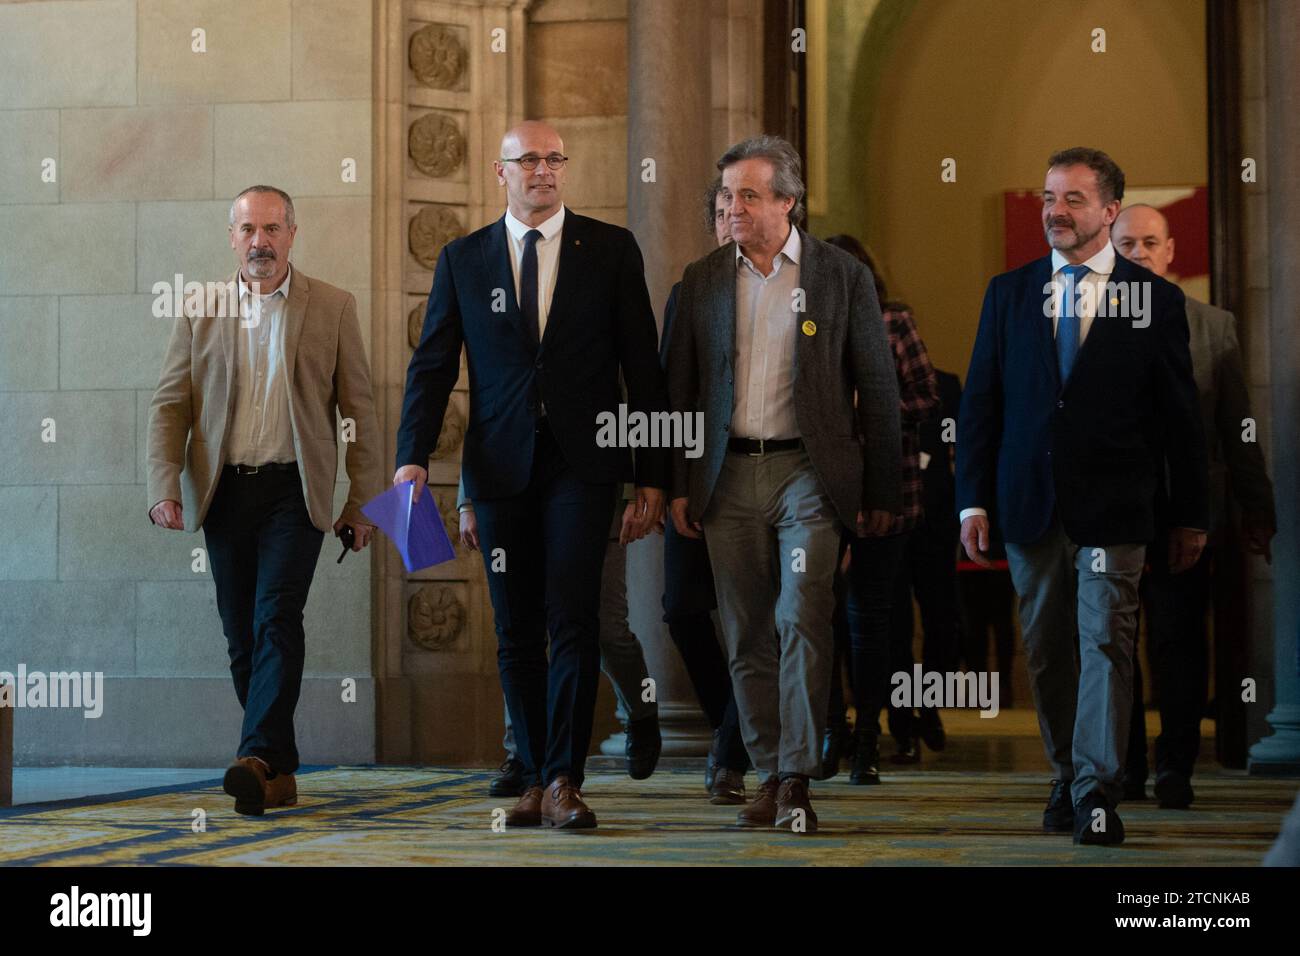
[2,764,1294,866]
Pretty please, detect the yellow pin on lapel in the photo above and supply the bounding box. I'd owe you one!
[801,319,817,336]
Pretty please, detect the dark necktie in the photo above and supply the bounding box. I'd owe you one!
[1057,263,1090,382]
[520,228,542,347]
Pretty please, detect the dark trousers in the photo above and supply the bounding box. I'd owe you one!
[1128,546,1213,781]
[889,521,961,735]
[202,465,324,775]
[663,518,749,771]
[839,531,911,739]
[959,569,1017,707]
[473,422,614,789]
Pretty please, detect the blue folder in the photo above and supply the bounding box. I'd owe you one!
[361,480,456,573]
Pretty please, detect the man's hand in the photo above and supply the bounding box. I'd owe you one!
[1244,519,1275,565]
[625,487,665,543]
[1168,527,1207,574]
[459,508,479,551]
[670,496,702,539]
[393,464,428,502]
[855,509,892,537]
[960,514,992,567]
[149,499,184,530]
[333,516,373,551]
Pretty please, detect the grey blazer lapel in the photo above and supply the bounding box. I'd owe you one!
[793,227,823,383]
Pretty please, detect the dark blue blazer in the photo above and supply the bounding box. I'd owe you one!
[955,252,1208,546]
[396,211,669,497]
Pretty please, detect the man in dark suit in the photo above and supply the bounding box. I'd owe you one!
[394,121,668,830]
[669,135,902,832]
[957,148,1208,845]
[1113,203,1276,809]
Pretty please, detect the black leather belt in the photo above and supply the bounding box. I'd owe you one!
[727,437,802,456]
[226,461,298,476]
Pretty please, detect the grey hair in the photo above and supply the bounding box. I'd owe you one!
[716,135,806,226]
[229,185,296,229]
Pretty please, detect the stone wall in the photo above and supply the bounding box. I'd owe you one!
[0,0,376,766]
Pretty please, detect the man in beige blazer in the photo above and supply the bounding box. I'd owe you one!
[147,185,381,816]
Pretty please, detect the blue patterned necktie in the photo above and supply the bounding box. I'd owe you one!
[1056,263,1090,381]
[520,228,542,347]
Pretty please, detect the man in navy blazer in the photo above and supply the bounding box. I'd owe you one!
[394,121,668,829]
[956,147,1207,845]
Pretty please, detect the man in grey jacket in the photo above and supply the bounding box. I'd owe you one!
[1113,203,1276,809]
[668,135,901,832]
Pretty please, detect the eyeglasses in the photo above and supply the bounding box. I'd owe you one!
[501,153,569,171]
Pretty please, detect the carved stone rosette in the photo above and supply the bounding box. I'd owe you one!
[408,205,465,270]
[409,112,465,178]
[431,489,461,548]
[432,400,465,460]
[408,301,426,348]
[407,584,466,651]
[409,23,467,90]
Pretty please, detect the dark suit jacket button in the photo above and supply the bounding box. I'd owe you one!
[1056,400,1065,409]
[535,361,543,370]
[723,424,729,431]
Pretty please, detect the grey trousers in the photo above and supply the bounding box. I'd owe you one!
[503,507,655,757]
[1005,515,1145,806]
[702,448,841,783]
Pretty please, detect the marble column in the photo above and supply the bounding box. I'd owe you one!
[608,0,717,756]
[1248,0,1300,773]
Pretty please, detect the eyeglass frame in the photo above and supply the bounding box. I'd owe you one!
[500,153,570,171]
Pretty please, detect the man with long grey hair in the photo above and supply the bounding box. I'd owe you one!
[668,135,902,832]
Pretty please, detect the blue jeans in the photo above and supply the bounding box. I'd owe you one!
[203,465,324,775]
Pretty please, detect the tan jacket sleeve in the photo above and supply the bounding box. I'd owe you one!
[146,313,194,514]
[336,294,383,526]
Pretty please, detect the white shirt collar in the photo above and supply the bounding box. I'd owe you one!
[238,263,292,300]
[1051,240,1115,277]
[505,204,566,242]
[736,225,802,271]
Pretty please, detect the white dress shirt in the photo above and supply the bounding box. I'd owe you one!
[960,241,1117,523]
[225,265,296,466]
[732,226,802,440]
[504,204,565,340]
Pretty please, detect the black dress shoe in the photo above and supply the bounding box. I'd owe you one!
[1042,778,1074,832]
[1154,770,1194,809]
[918,709,946,752]
[705,728,723,793]
[1122,776,1148,801]
[889,736,921,764]
[1073,789,1125,845]
[489,757,528,797]
[849,730,881,785]
[625,713,662,780]
[819,723,850,780]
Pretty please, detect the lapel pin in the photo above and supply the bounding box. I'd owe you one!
[801,319,817,336]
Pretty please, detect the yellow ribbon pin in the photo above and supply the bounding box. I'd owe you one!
[801,320,817,336]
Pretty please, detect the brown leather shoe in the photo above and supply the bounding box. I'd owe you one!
[541,776,597,829]
[506,785,543,827]
[736,776,780,827]
[775,777,818,833]
[223,757,269,816]
[224,757,296,815]
[265,771,297,810]
[709,768,746,805]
